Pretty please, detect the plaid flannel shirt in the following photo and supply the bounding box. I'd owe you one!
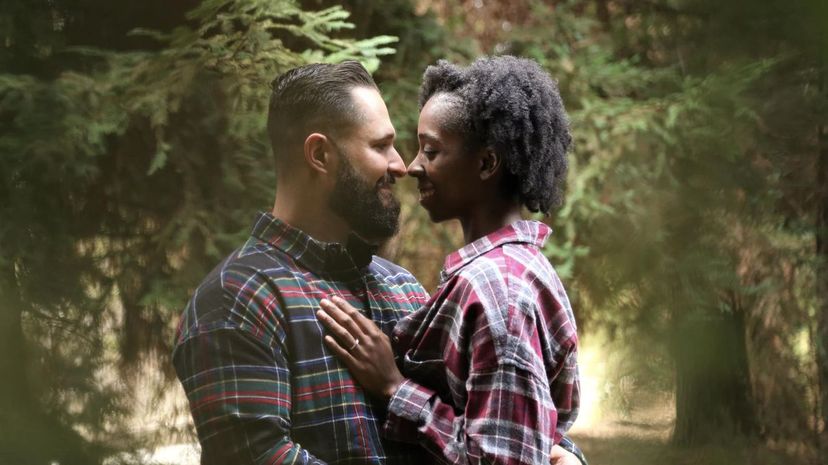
[384,220,580,465]
[173,212,430,465]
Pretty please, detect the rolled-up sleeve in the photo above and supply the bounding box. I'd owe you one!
[384,360,554,465]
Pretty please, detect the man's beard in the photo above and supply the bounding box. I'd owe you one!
[329,147,401,242]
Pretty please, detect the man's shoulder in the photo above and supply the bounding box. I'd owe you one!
[369,256,420,286]
[174,239,296,342]
[368,256,429,305]
[199,240,294,293]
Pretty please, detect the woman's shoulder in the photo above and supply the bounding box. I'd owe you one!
[455,242,550,291]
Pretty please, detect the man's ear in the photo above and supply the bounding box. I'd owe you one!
[304,133,332,174]
[479,148,501,181]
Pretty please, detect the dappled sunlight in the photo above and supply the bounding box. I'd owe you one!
[569,334,676,442]
[570,337,607,433]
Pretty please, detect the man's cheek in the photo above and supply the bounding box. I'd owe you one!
[378,189,397,206]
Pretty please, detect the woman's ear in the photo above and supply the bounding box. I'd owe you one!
[304,133,331,174]
[479,148,501,181]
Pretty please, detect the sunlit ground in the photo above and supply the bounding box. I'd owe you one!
[568,338,814,465]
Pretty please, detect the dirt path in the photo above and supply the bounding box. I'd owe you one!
[569,392,812,465]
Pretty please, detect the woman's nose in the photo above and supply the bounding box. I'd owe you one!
[407,154,425,177]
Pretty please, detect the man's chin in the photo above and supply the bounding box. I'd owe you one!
[352,221,400,244]
[378,190,399,208]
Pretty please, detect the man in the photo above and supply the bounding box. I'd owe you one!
[173,61,583,464]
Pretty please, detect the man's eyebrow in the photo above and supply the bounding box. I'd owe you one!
[373,132,395,143]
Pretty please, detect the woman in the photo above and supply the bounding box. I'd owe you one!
[318,56,583,465]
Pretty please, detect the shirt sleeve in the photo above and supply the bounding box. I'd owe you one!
[551,344,580,439]
[558,434,589,465]
[384,362,554,465]
[173,326,327,465]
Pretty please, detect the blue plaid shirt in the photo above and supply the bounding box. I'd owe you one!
[173,212,431,464]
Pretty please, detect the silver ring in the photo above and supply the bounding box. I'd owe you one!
[348,338,360,351]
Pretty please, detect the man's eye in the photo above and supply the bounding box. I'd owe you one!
[422,148,438,158]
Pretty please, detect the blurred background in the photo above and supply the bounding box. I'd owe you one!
[1,0,826,464]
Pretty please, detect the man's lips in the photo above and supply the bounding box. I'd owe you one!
[376,179,394,193]
[377,173,396,188]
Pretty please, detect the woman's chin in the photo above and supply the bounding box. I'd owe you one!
[423,207,451,224]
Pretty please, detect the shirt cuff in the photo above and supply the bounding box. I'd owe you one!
[558,435,589,465]
[382,378,435,442]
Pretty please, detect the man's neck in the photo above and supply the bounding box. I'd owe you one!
[272,193,351,244]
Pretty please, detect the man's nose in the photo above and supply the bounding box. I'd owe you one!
[388,146,406,178]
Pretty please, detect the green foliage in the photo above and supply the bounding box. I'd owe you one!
[0,0,399,459]
[477,0,824,446]
[2,0,825,460]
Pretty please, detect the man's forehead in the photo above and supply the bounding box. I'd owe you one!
[364,121,396,139]
[348,87,395,139]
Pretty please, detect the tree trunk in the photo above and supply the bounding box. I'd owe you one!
[672,307,756,445]
[595,0,611,31]
[0,263,95,465]
[0,261,34,410]
[816,79,828,463]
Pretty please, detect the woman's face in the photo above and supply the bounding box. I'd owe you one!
[407,95,483,223]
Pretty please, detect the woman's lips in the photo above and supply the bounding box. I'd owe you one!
[418,187,435,202]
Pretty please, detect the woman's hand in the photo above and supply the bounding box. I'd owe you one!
[317,296,404,401]
[550,444,581,465]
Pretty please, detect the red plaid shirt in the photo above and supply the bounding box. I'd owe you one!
[383,220,580,465]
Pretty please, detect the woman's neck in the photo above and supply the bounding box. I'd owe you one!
[460,200,523,245]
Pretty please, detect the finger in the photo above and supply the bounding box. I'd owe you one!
[323,334,358,366]
[330,295,376,334]
[320,298,365,338]
[316,309,361,351]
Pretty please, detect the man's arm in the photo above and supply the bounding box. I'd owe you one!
[173,326,326,465]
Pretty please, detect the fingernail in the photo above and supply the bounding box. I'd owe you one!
[320,298,330,306]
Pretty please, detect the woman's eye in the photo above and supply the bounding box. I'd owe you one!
[422,148,438,158]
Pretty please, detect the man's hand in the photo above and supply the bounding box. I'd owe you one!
[550,444,581,465]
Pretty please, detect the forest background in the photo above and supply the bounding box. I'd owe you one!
[1,1,826,464]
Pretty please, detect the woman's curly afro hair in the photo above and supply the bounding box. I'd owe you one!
[419,56,571,214]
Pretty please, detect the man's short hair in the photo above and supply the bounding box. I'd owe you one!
[267,61,377,169]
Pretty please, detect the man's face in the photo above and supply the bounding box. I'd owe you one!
[328,87,405,242]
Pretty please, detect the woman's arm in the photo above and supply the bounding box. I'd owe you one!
[317,296,557,465]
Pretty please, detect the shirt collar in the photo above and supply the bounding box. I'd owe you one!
[440,220,552,282]
[250,212,377,275]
